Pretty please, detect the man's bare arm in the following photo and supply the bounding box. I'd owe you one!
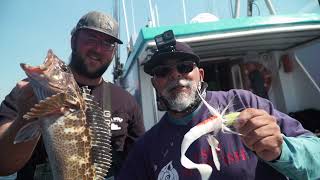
[0,118,39,175]
[0,80,39,175]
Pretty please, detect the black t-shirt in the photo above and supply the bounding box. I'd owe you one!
[91,81,145,177]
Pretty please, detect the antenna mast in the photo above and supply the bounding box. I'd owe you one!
[121,0,130,43]
[130,0,137,39]
[264,0,276,15]
[113,0,123,84]
[234,0,241,18]
[182,0,187,24]
[155,2,160,26]
[247,0,253,16]
[148,0,156,27]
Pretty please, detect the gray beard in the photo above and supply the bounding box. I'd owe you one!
[162,79,198,112]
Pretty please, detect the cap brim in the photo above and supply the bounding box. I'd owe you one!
[143,51,199,75]
[80,27,123,44]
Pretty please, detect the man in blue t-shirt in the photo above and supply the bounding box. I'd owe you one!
[118,32,320,180]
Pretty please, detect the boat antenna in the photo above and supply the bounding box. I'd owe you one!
[113,0,123,83]
[234,0,241,18]
[155,2,160,26]
[264,0,276,15]
[247,0,253,16]
[182,0,187,24]
[130,0,137,39]
[148,0,156,27]
[121,0,130,43]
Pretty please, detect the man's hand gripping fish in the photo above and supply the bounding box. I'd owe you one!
[180,90,241,180]
[15,50,112,180]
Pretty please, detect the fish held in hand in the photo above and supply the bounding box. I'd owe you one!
[16,50,112,180]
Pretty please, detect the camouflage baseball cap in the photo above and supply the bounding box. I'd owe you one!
[71,11,123,44]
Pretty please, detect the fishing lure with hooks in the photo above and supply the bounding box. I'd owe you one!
[180,89,242,180]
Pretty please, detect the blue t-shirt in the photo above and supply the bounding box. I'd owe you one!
[118,89,317,180]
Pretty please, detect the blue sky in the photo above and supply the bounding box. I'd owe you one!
[0,0,319,102]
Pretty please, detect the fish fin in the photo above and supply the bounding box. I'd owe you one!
[82,87,112,178]
[207,135,221,171]
[23,92,66,120]
[14,121,41,144]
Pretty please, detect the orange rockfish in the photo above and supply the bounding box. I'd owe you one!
[16,50,112,180]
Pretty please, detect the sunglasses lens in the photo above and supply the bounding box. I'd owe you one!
[153,66,171,77]
[152,61,195,77]
[176,62,195,74]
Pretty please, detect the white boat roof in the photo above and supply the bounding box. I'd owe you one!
[123,13,320,76]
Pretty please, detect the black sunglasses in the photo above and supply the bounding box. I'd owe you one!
[152,61,196,78]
